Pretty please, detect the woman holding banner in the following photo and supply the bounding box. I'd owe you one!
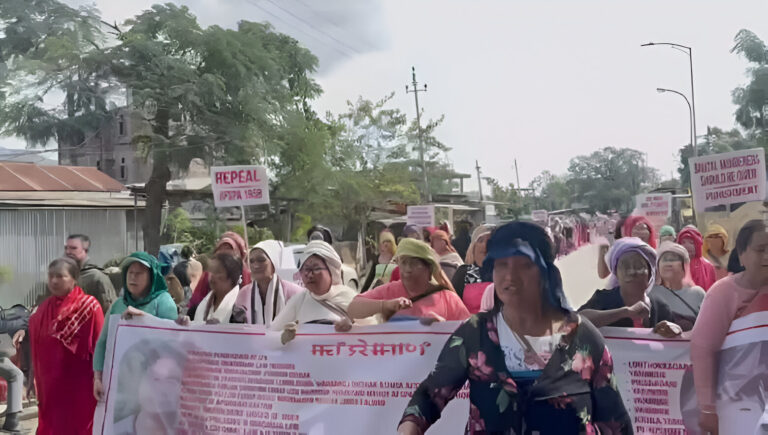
[270,241,359,341]
[692,219,768,435]
[93,252,178,402]
[579,238,681,338]
[231,240,304,326]
[347,239,470,323]
[28,257,104,435]
[397,222,631,435]
[190,253,242,324]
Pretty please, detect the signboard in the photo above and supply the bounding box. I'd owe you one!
[531,209,548,223]
[210,165,270,207]
[406,205,435,227]
[689,148,766,210]
[634,193,672,219]
[94,314,768,434]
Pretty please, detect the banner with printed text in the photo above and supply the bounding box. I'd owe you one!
[94,314,768,434]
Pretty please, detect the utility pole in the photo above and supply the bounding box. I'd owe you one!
[514,159,521,192]
[475,160,484,201]
[406,66,430,202]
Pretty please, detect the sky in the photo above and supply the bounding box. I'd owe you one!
[3,0,766,190]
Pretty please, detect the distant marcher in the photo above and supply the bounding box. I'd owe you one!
[307,225,334,244]
[452,224,494,313]
[703,224,730,281]
[1,304,28,432]
[452,223,472,261]
[677,227,717,291]
[659,225,677,244]
[622,216,657,249]
[430,230,464,280]
[93,252,178,402]
[361,231,397,292]
[183,253,242,324]
[187,232,251,317]
[28,257,104,434]
[649,242,706,331]
[597,216,628,279]
[65,234,117,313]
[231,241,304,326]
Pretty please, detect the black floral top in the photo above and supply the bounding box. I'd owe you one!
[399,311,632,435]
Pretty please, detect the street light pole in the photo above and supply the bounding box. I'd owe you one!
[642,42,698,157]
[406,67,430,202]
[656,88,694,154]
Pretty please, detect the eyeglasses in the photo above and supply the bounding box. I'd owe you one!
[300,266,329,277]
[659,256,683,264]
[618,267,649,276]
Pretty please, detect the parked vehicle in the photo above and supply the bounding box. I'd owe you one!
[278,244,360,291]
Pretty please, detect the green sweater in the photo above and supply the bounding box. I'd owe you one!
[93,252,179,372]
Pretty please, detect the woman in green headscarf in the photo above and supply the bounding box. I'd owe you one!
[659,225,677,244]
[93,252,178,401]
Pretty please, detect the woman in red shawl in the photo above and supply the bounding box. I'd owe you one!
[677,226,717,290]
[622,215,657,249]
[187,231,251,317]
[28,257,104,434]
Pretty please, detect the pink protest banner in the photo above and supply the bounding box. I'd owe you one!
[688,148,766,210]
[93,317,469,435]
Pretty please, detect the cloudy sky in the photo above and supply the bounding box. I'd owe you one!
[5,0,767,189]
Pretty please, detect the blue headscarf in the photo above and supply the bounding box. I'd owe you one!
[482,221,572,312]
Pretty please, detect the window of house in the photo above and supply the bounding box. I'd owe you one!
[118,114,125,136]
[120,157,126,179]
[96,160,101,170]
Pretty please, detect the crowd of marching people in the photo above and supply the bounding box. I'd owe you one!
[0,215,764,434]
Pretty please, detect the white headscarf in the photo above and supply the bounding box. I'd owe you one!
[300,240,343,285]
[242,240,289,325]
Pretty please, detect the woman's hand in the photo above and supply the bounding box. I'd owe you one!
[397,421,422,435]
[334,318,353,332]
[419,312,446,326]
[281,322,299,345]
[653,321,682,338]
[12,330,25,347]
[625,301,650,322]
[382,297,412,318]
[93,372,104,401]
[121,306,144,320]
[698,411,718,435]
[175,316,191,326]
[205,318,220,325]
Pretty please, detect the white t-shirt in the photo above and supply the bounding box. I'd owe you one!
[495,312,562,372]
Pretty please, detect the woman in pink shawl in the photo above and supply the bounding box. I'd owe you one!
[187,232,251,317]
[677,226,716,291]
[622,215,657,249]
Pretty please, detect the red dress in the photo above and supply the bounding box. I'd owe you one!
[30,286,104,435]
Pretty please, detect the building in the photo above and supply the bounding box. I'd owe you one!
[0,162,144,307]
[58,107,154,185]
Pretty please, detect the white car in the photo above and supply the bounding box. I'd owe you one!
[277,244,360,291]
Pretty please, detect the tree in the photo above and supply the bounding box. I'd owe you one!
[485,177,525,218]
[528,171,573,211]
[108,4,322,254]
[567,147,655,213]
[0,0,117,154]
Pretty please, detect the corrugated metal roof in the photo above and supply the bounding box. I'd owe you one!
[0,162,125,192]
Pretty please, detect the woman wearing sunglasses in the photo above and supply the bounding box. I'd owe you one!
[579,237,681,338]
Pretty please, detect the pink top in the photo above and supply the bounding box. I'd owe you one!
[359,280,470,321]
[462,282,492,314]
[690,274,768,408]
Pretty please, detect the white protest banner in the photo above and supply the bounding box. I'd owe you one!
[689,148,766,210]
[634,193,672,220]
[601,327,691,434]
[211,165,270,207]
[531,209,548,223]
[406,205,435,227]
[93,317,469,435]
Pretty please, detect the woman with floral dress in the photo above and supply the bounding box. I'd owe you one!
[397,221,632,435]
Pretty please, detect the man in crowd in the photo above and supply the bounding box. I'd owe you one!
[65,234,117,313]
